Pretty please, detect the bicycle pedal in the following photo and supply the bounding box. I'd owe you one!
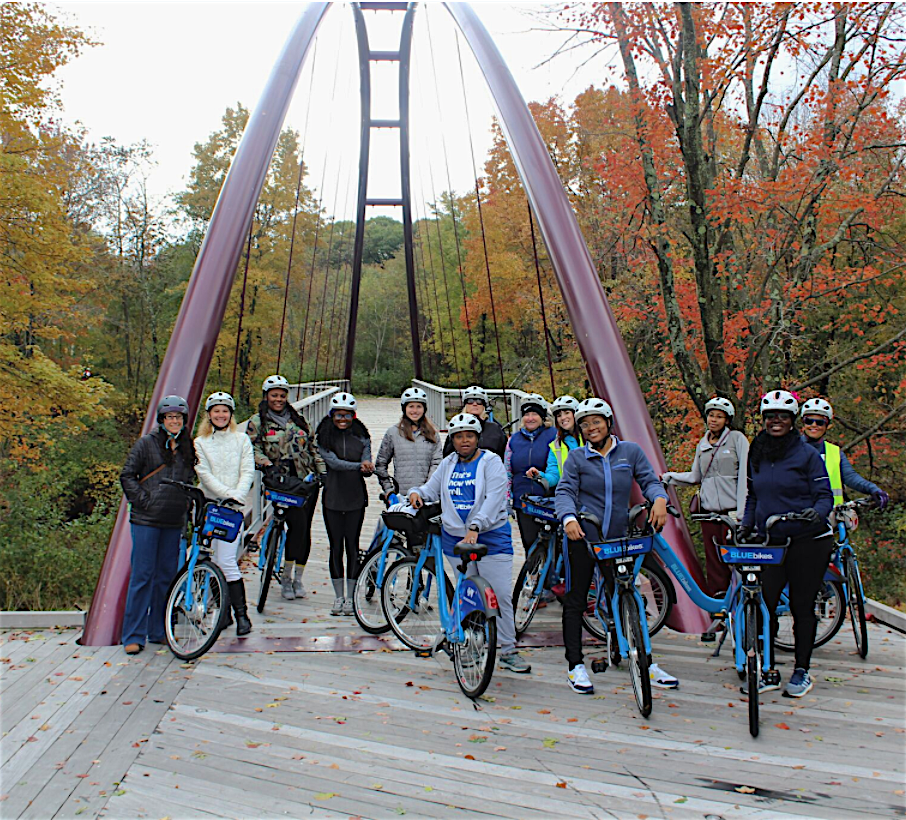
[590,658,609,674]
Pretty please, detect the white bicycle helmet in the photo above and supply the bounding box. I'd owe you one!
[550,395,579,415]
[462,385,489,406]
[575,397,614,424]
[262,374,290,394]
[330,391,357,413]
[704,396,735,418]
[800,397,833,421]
[448,412,482,436]
[205,391,235,412]
[400,386,428,408]
[520,393,549,418]
[760,390,799,415]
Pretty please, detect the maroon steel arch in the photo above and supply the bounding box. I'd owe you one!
[81,4,331,645]
[446,4,708,632]
[83,1,707,645]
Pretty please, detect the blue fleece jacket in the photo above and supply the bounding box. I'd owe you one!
[802,436,880,496]
[505,425,556,504]
[742,436,833,542]
[555,439,667,540]
[542,434,581,488]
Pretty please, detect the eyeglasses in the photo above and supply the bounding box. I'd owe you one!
[762,411,792,421]
[578,417,607,430]
[333,412,353,420]
[163,413,183,421]
[801,417,829,427]
[464,399,485,407]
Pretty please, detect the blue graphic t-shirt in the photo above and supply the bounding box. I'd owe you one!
[449,453,483,522]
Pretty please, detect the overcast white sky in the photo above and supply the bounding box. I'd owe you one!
[52,2,610,223]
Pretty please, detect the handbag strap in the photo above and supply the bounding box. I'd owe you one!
[701,430,729,479]
[139,464,165,484]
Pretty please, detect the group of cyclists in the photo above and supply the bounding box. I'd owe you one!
[119,376,888,701]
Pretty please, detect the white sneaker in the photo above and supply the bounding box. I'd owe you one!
[567,663,594,695]
[293,577,306,598]
[330,597,344,616]
[649,662,679,689]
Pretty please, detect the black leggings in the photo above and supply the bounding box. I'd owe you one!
[762,533,834,671]
[283,490,318,564]
[323,507,365,580]
[515,509,544,555]
[562,538,596,668]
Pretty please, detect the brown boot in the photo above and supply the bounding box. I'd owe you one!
[124,643,143,655]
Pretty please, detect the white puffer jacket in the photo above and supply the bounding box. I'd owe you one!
[194,429,255,503]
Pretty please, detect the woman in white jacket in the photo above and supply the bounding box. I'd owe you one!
[195,392,256,635]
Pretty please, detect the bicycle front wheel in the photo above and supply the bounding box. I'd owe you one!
[775,579,845,652]
[382,556,452,651]
[453,611,497,699]
[845,556,868,659]
[165,559,228,661]
[256,527,280,614]
[620,592,652,717]
[745,598,760,738]
[354,542,411,635]
[513,546,546,638]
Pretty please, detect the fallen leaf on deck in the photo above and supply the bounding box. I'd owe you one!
[735,785,755,794]
[314,793,337,800]
[774,722,790,730]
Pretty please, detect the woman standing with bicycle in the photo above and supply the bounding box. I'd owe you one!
[505,394,556,554]
[738,390,834,698]
[247,375,325,601]
[195,391,255,636]
[374,387,443,500]
[555,398,676,695]
[442,385,508,459]
[661,397,749,598]
[119,396,195,655]
[540,395,583,490]
[408,413,531,674]
[317,392,373,616]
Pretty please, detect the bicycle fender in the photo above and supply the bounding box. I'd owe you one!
[459,577,499,622]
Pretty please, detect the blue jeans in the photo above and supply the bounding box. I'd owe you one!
[121,524,182,646]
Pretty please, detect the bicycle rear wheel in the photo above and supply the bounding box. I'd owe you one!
[453,611,497,699]
[745,598,760,738]
[513,546,546,638]
[583,563,671,640]
[382,556,452,651]
[775,579,844,651]
[256,527,279,614]
[353,542,410,634]
[165,559,228,661]
[620,592,652,717]
[845,555,868,659]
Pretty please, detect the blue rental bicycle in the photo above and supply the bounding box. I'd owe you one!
[162,479,243,661]
[256,472,318,613]
[380,504,500,698]
[353,478,413,634]
[512,479,564,637]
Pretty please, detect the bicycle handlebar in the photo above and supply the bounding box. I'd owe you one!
[161,478,242,509]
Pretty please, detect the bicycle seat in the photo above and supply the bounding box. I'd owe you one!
[453,542,488,559]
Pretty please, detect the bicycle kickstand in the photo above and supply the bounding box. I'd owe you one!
[711,621,729,659]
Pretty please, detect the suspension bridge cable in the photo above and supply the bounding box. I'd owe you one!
[527,200,557,397]
[230,222,254,396]
[454,28,509,421]
[411,203,436,382]
[425,9,477,380]
[276,40,319,373]
[413,45,461,382]
[297,20,345,384]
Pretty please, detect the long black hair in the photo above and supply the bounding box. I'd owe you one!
[257,398,310,434]
[316,413,370,452]
[749,428,798,472]
[155,423,195,467]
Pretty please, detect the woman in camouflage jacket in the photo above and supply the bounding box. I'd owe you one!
[246,375,326,599]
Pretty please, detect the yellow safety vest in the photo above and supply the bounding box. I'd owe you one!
[549,436,583,476]
[821,441,844,507]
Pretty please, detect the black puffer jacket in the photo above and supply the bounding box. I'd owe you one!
[120,429,195,528]
[443,417,508,460]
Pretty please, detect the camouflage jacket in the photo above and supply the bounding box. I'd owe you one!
[246,412,326,477]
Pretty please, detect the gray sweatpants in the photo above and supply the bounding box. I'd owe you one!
[444,551,516,655]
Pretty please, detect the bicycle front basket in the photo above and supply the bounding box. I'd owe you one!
[521,495,558,523]
[717,544,787,565]
[264,488,306,508]
[591,535,653,562]
[201,504,244,542]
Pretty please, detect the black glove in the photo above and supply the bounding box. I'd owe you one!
[736,525,753,543]
[800,507,822,524]
[872,489,889,510]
